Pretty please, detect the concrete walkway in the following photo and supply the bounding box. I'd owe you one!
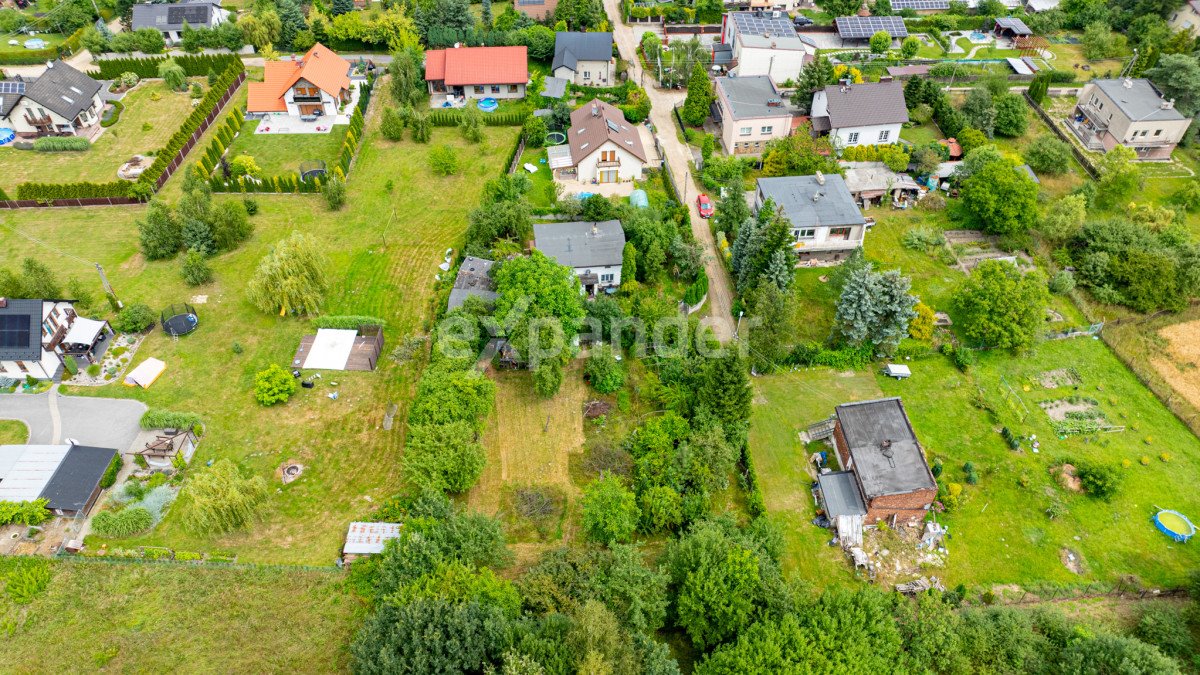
[0,386,146,450]
[605,0,737,342]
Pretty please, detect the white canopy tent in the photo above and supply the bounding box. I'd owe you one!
[302,329,358,370]
[62,317,107,347]
[124,357,166,388]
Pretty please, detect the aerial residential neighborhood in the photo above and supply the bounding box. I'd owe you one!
[1,0,1200,670]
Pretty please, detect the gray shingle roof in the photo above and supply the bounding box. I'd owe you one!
[448,256,498,311]
[533,220,625,269]
[0,299,43,362]
[0,77,28,118]
[1090,78,1187,123]
[756,175,865,229]
[553,32,613,72]
[818,471,867,518]
[818,81,909,129]
[715,76,794,120]
[132,0,222,32]
[39,445,116,512]
[22,61,101,121]
[836,398,935,499]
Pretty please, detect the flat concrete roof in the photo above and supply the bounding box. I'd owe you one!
[818,470,867,518]
[836,398,935,499]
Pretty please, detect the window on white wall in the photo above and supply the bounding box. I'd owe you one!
[739,127,751,136]
[795,228,816,239]
[847,132,859,144]
[761,125,773,134]
[601,273,614,283]
[878,130,890,142]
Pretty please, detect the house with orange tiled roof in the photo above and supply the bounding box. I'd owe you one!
[424,45,529,106]
[246,43,353,119]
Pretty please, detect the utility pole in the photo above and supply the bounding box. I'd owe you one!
[96,263,121,309]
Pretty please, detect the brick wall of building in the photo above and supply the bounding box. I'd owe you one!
[865,488,937,524]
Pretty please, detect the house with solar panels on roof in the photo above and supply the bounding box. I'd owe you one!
[0,60,103,139]
[0,298,112,380]
[515,0,558,20]
[833,14,908,47]
[810,80,909,150]
[1068,78,1193,160]
[131,0,229,45]
[717,11,815,81]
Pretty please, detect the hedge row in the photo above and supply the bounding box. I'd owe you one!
[15,180,136,200]
[195,108,246,177]
[312,315,386,329]
[210,172,323,193]
[428,109,528,127]
[0,26,86,66]
[140,408,202,430]
[683,271,708,307]
[335,79,373,176]
[33,136,90,152]
[99,454,123,489]
[90,53,242,80]
[739,441,766,518]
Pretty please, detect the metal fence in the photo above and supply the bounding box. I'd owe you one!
[1023,91,1099,180]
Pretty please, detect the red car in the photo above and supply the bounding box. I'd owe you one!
[696,193,714,218]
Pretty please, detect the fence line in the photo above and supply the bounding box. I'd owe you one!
[1023,91,1098,180]
[0,71,245,209]
[55,551,342,574]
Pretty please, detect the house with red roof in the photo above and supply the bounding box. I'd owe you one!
[247,43,353,119]
[424,45,529,105]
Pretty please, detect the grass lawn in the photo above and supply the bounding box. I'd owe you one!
[223,119,348,177]
[0,79,202,194]
[0,419,29,444]
[3,559,362,671]
[1044,39,1125,82]
[2,88,520,564]
[900,121,941,147]
[0,33,66,56]
[518,145,556,208]
[984,104,1086,200]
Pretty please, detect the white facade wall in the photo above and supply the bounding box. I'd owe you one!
[554,60,615,87]
[575,141,643,183]
[831,122,903,148]
[753,191,865,256]
[734,46,807,82]
[719,107,793,154]
[3,94,102,135]
[573,264,623,289]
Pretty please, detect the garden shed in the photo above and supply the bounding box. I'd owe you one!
[0,443,116,516]
[343,521,403,563]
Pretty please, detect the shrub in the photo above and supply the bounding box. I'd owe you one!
[113,303,156,333]
[33,136,90,152]
[86,364,101,377]
[1076,460,1122,501]
[585,345,625,394]
[254,363,296,406]
[1024,135,1071,175]
[581,475,639,544]
[181,248,213,286]
[4,561,51,604]
[902,226,945,252]
[0,499,50,526]
[919,192,946,211]
[1134,605,1193,658]
[242,198,259,215]
[429,144,459,176]
[324,176,347,210]
[140,409,202,430]
[99,454,123,489]
[91,507,154,537]
[1048,270,1075,294]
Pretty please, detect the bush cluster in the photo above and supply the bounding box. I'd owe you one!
[32,136,90,152]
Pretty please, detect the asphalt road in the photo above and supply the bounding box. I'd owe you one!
[0,387,146,450]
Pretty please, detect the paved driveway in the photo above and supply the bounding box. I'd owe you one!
[0,387,146,451]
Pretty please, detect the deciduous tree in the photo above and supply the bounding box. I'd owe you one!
[582,475,639,545]
[955,260,1048,350]
[246,232,328,315]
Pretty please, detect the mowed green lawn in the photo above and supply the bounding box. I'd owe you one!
[0,32,67,56]
[0,419,29,444]
[3,560,363,672]
[223,119,348,177]
[0,79,202,194]
[1,94,520,563]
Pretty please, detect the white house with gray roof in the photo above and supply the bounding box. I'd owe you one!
[552,32,614,87]
[1069,78,1192,160]
[132,0,229,44]
[719,12,814,81]
[0,299,111,380]
[810,81,909,150]
[533,220,625,295]
[755,174,868,263]
[712,76,799,155]
[0,61,103,138]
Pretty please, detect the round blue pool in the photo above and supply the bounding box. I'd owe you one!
[0,128,14,146]
[477,97,499,112]
[970,31,986,40]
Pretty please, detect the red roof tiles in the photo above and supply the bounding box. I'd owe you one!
[424,46,529,86]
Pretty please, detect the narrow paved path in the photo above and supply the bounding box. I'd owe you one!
[604,0,737,342]
[0,389,146,450]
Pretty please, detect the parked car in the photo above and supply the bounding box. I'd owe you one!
[696,193,713,218]
[793,15,813,27]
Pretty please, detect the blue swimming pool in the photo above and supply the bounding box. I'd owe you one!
[0,128,14,146]
[477,97,499,112]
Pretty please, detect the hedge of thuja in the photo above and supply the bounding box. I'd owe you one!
[33,136,90,152]
[683,271,708,307]
[0,26,86,66]
[15,180,136,200]
[428,109,528,127]
[99,454,123,489]
[312,315,386,329]
[89,53,241,80]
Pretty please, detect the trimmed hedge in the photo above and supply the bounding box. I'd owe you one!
[90,54,241,80]
[15,180,135,200]
[140,409,202,430]
[312,315,386,329]
[100,99,125,128]
[33,136,91,152]
[0,26,86,66]
[429,108,529,127]
[683,272,708,306]
[99,453,123,489]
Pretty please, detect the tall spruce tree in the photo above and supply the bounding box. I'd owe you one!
[681,62,714,126]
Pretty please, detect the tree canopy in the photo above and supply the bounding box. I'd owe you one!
[955,260,1049,350]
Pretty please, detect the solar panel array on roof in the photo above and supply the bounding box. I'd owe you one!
[891,0,949,9]
[731,11,799,39]
[0,81,26,95]
[0,315,31,350]
[835,15,908,39]
[167,3,210,25]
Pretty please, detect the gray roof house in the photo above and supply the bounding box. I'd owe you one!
[0,299,43,362]
[712,76,800,155]
[132,0,229,43]
[0,61,104,137]
[755,174,868,262]
[533,220,626,292]
[447,256,498,311]
[810,81,909,148]
[1070,78,1193,159]
[552,32,614,86]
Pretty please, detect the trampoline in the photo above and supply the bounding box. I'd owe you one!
[0,128,14,146]
[477,97,498,113]
[299,160,326,180]
[1153,510,1196,543]
[545,131,566,145]
[161,303,199,337]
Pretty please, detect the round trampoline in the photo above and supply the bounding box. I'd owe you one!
[299,160,326,180]
[1154,510,1196,543]
[545,131,566,145]
[477,97,499,112]
[0,128,14,146]
[161,303,199,337]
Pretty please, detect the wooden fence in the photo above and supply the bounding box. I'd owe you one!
[0,71,246,209]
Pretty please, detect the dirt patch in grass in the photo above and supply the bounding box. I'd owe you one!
[1150,319,1200,411]
[1051,463,1083,492]
[1060,547,1086,574]
[1039,368,1081,389]
[1039,398,1097,421]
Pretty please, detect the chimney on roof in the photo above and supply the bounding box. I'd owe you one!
[591,102,599,117]
[46,61,53,69]
[1162,98,1175,110]
[815,170,825,186]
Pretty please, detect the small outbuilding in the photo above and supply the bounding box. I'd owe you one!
[343,521,403,564]
[840,161,922,208]
[832,397,936,524]
[993,17,1033,37]
[0,443,117,516]
[448,257,498,312]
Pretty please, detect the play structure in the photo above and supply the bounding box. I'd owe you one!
[299,160,327,180]
[545,131,566,145]
[161,303,199,337]
[1153,509,1196,543]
